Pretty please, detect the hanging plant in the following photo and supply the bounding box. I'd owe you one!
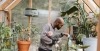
[24,8,39,17]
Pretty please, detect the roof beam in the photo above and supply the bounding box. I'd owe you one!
[0,0,13,10]
[83,0,99,14]
[84,3,92,14]
[4,0,21,11]
[93,0,100,7]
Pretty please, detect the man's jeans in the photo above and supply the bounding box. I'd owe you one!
[38,48,52,51]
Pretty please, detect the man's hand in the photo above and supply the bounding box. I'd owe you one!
[62,33,70,37]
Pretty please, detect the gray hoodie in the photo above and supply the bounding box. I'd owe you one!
[39,23,64,50]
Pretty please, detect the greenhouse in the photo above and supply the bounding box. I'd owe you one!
[0,0,100,51]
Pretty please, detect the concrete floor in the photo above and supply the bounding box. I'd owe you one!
[29,44,38,51]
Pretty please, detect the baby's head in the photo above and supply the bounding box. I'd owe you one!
[47,31,53,36]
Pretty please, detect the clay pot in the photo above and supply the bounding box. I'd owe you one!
[17,40,31,51]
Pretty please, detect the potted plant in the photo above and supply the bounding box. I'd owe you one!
[83,14,100,51]
[14,24,31,51]
[79,17,98,51]
[14,24,39,51]
[17,29,31,51]
[62,12,79,51]
[72,14,97,51]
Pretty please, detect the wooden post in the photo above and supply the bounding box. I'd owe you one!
[0,0,1,1]
[6,11,11,27]
[0,11,3,22]
[48,0,52,23]
[97,14,100,51]
[28,0,32,40]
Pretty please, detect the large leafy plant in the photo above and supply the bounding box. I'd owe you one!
[14,23,39,41]
[78,17,97,37]
[0,23,11,39]
[14,24,28,41]
[0,23,11,51]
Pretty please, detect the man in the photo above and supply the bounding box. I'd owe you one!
[38,17,69,51]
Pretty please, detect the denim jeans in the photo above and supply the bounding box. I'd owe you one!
[38,48,52,51]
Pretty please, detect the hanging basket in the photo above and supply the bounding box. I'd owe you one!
[25,8,38,17]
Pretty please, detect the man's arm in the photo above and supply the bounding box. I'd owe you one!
[48,32,69,41]
[49,33,63,41]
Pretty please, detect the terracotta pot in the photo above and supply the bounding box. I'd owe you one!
[17,40,31,51]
